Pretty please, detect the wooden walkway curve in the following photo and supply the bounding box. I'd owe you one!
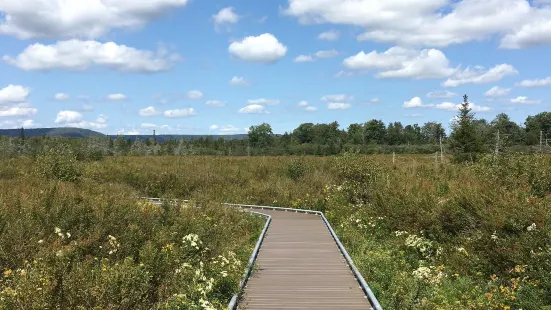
[142,199,381,309]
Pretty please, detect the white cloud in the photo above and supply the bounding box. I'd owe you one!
[298,101,309,107]
[139,106,161,117]
[0,0,190,40]
[229,76,250,86]
[370,98,381,103]
[0,119,38,128]
[318,29,340,41]
[141,123,158,129]
[435,102,492,112]
[164,108,196,118]
[0,103,38,117]
[96,114,107,124]
[228,33,287,64]
[107,93,127,101]
[344,47,456,79]
[220,125,241,133]
[298,100,317,111]
[206,100,226,107]
[406,113,424,118]
[485,86,511,97]
[212,7,240,30]
[321,94,353,102]
[248,98,280,105]
[238,104,267,114]
[294,55,315,63]
[427,91,457,99]
[327,102,351,110]
[510,96,541,104]
[403,97,491,112]
[209,124,219,130]
[283,0,551,49]
[305,106,318,112]
[187,90,203,100]
[403,97,431,108]
[0,85,30,104]
[54,93,69,101]
[516,77,551,87]
[3,40,180,72]
[55,110,82,123]
[442,64,518,87]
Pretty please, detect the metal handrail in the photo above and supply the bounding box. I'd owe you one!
[227,210,271,310]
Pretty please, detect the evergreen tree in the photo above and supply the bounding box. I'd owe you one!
[449,94,483,162]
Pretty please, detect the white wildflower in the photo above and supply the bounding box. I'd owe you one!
[394,231,408,237]
[54,227,61,234]
[491,231,498,241]
[527,223,537,232]
[37,239,44,244]
[221,271,228,277]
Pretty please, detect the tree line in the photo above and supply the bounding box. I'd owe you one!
[1,98,550,158]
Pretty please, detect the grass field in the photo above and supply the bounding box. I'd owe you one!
[1,150,550,309]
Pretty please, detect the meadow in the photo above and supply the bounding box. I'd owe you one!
[1,148,550,309]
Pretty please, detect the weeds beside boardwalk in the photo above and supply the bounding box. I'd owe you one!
[1,150,550,309]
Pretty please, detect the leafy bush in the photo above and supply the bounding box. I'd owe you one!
[34,147,82,182]
[285,157,308,181]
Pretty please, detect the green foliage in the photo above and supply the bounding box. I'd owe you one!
[284,157,308,180]
[34,147,82,182]
[449,95,484,163]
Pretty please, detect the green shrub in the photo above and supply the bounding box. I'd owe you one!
[34,147,82,182]
[285,157,307,181]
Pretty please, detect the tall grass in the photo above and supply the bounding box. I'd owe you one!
[1,152,550,309]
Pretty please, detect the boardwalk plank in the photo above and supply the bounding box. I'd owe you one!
[239,209,372,309]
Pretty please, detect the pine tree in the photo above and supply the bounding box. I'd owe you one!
[449,94,483,163]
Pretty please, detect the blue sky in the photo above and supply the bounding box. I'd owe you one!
[1,0,550,135]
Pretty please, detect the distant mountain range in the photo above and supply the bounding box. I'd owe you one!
[0,127,248,141]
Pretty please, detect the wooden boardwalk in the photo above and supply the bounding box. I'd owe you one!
[238,209,374,310]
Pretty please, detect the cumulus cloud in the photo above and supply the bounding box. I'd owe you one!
[228,33,287,63]
[427,91,457,99]
[212,7,240,31]
[344,47,456,79]
[107,93,127,101]
[403,97,431,108]
[141,123,158,129]
[0,85,30,104]
[294,55,314,63]
[485,86,511,97]
[220,125,241,133]
[55,110,83,124]
[164,108,196,118]
[283,0,551,49]
[403,97,491,112]
[298,100,318,111]
[206,100,226,107]
[53,110,107,129]
[510,96,541,104]
[318,29,340,41]
[3,40,180,72]
[187,90,203,100]
[238,104,267,114]
[229,76,250,86]
[209,125,219,130]
[0,119,38,128]
[0,103,38,117]
[516,77,551,87]
[327,102,351,110]
[54,93,70,101]
[139,106,161,117]
[442,64,518,87]
[0,0,190,40]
